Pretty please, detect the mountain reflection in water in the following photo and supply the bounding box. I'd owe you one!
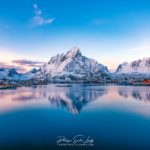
[118,86,150,101]
[48,85,106,114]
[0,84,150,115]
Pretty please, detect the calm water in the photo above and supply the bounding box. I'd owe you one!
[0,84,150,150]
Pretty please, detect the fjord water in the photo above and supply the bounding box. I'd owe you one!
[0,84,150,149]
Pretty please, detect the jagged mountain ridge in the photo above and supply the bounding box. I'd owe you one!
[34,47,110,81]
[1,48,150,83]
[116,58,150,74]
[0,68,39,82]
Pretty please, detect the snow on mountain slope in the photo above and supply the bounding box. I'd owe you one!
[25,68,39,79]
[0,68,27,80]
[36,47,110,81]
[116,58,150,74]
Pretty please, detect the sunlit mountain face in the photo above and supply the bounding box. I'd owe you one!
[0,84,150,116]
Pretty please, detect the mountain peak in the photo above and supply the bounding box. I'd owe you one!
[66,47,82,57]
[39,47,109,81]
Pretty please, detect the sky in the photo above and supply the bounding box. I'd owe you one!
[0,0,150,72]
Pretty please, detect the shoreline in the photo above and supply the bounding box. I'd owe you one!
[0,81,150,90]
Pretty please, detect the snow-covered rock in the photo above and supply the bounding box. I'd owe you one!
[0,68,26,81]
[25,68,39,79]
[116,58,150,74]
[35,47,110,81]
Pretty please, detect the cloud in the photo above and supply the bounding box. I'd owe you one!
[12,59,45,67]
[0,59,45,73]
[0,62,6,67]
[31,4,55,27]
[0,62,26,72]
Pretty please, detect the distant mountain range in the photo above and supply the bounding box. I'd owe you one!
[0,47,150,84]
[116,58,150,74]
[0,68,26,81]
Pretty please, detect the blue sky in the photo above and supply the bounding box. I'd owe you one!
[0,0,150,71]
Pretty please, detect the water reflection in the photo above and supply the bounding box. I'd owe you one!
[118,86,150,102]
[0,84,107,114]
[47,85,107,114]
[0,84,150,115]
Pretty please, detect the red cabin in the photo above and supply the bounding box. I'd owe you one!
[144,79,150,84]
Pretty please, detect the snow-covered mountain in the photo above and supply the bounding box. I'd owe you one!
[0,50,150,85]
[35,47,110,82]
[116,58,150,74]
[25,68,39,79]
[0,68,26,81]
